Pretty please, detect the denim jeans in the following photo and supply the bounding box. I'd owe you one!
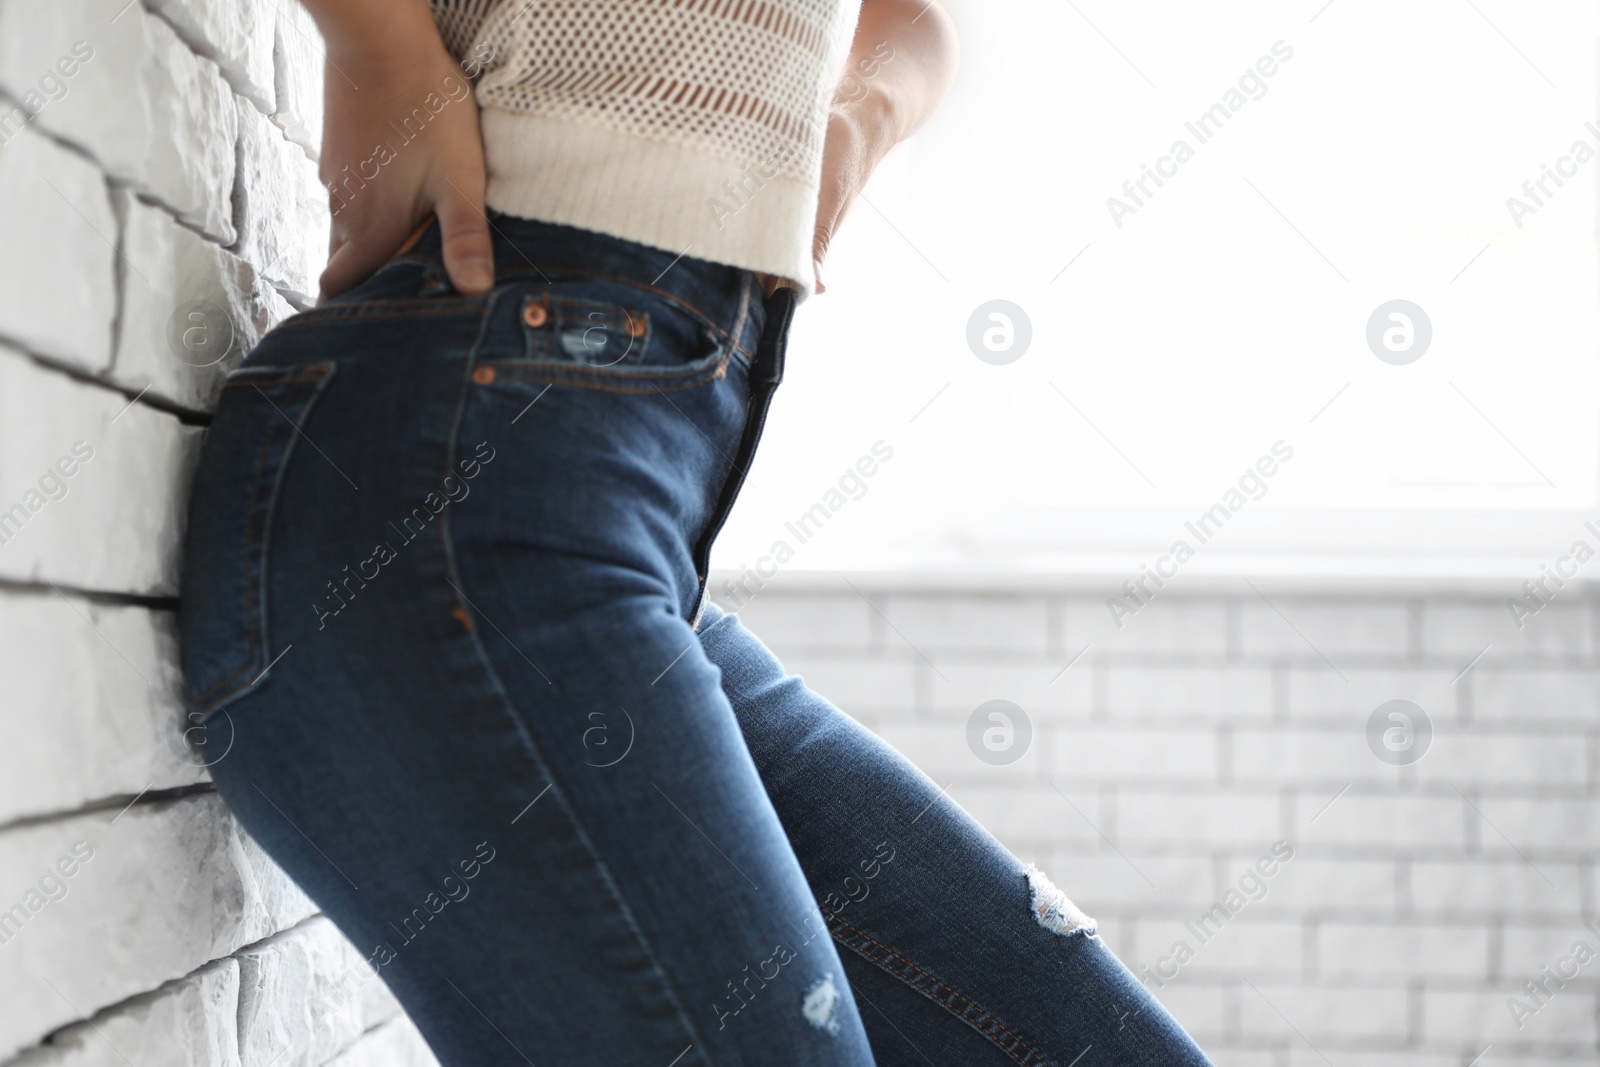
[179,214,1213,1066]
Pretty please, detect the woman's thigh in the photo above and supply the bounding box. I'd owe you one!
[695,601,1215,1067]
[181,264,878,1065]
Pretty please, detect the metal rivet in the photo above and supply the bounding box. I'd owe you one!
[626,314,646,338]
[472,366,496,384]
[523,302,548,327]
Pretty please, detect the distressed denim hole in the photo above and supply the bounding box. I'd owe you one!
[802,975,840,1035]
[1025,864,1098,937]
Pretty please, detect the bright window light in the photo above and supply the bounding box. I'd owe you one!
[713,0,1600,580]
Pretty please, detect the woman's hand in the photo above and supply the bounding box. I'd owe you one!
[808,0,959,295]
[305,0,494,300]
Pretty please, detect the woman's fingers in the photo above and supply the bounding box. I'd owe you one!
[433,171,494,294]
[320,230,393,299]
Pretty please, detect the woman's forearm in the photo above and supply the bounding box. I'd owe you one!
[839,0,960,157]
[298,0,443,63]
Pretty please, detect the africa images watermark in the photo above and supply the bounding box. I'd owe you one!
[1504,517,1600,630]
[0,40,96,149]
[1106,440,1295,628]
[312,440,496,629]
[0,440,97,550]
[1138,840,1295,989]
[325,41,496,216]
[718,440,895,610]
[1504,120,1600,229]
[707,40,895,233]
[1107,39,1295,228]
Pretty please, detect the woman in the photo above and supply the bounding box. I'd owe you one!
[180,0,1215,1062]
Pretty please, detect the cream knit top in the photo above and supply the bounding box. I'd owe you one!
[429,0,863,297]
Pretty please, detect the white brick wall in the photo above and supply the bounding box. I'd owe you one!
[0,2,417,1064]
[718,583,1600,1065]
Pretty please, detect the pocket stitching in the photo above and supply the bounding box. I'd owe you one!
[190,361,336,716]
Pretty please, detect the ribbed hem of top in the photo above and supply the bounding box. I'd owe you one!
[481,108,819,301]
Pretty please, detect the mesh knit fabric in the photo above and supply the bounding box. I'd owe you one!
[430,0,862,296]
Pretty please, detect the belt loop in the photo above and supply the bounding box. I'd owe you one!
[754,287,797,387]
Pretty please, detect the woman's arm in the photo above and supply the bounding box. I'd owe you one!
[300,0,494,299]
[809,0,960,293]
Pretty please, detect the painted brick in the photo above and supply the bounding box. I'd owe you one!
[1236,982,1410,1042]
[779,654,916,712]
[1264,856,1396,913]
[950,785,1105,846]
[0,590,203,825]
[0,0,238,241]
[271,3,323,159]
[870,720,1047,783]
[921,656,1095,719]
[1472,799,1600,851]
[0,127,115,372]
[1409,859,1581,916]
[1238,599,1409,660]
[1050,725,1220,783]
[1316,922,1491,980]
[232,97,327,303]
[1285,667,1461,721]
[718,592,872,652]
[4,959,240,1067]
[1148,977,1229,1041]
[1044,851,1217,913]
[1115,790,1281,847]
[144,0,276,112]
[1232,727,1395,786]
[1423,599,1595,663]
[114,186,295,411]
[0,348,201,595]
[878,593,1050,656]
[1301,794,1464,850]
[1424,987,1598,1046]
[0,794,315,1060]
[1472,668,1600,721]
[323,1017,441,1067]
[1413,732,1589,788]
[1061,595,1231,657]
[1105,665,1275,719]
[236,918,402,1067]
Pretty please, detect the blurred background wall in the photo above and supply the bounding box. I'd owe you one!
[0,1,1596,1066]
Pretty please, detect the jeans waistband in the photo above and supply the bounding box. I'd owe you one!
[399,211,766,359]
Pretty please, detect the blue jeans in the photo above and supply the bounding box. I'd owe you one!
[179,215,1213,1066]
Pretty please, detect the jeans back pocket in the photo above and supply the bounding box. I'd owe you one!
[180,361,336,719]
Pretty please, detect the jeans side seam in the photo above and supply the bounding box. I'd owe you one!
[827,912,1055,1067]
[437,291,712,1064]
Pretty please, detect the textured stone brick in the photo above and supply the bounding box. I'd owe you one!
[236,918,402,1067]
[0,794,315,1060]
[1316,922,1491,980]
[0,0,238,241]
[878,593,1050,656]
[0,347,201,595]
[271,3,323,159]
[1236,982,1409,1042]
[718,591,872,652]
[323,1017,441,1067]
[5,959,240,1067]
[232,98,327,303]
[0,589,202,826]
[0,128,115,372]
[1238,599,1409,660]
[1061,595,1231,657]
[113,186,294,411]
[1105,665,1275,719]
[1050,725,1220,783]
[1423,599,1596,663]
[144,0,276,113]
